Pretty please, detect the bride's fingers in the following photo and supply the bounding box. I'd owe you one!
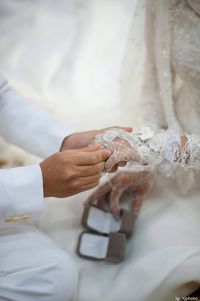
[131,192,145,216]
[96,192,110,209]
[109,164,118,173]
[131,179,154,215]
[86,181,111,205]
[118,161,127,167]
[109,183,125,218]
[105,153,124,171]
[105,147,137,171]
[108,162,127,173]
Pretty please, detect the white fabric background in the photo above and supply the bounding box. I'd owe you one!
[0,0,144,164]
[1,1,200,300]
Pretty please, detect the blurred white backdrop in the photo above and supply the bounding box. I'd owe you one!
[0,0,146,165]
[0,0,145,129]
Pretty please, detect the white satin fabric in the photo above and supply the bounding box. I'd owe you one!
[1,0,200,300]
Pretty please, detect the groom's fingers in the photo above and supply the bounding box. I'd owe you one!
[76,145,101,152]
[78,162,105,176]
[114,126,133,132]
[77,174,102,186]
[109,126,133,132]
[75,149,111,166]
[98,126,133,134]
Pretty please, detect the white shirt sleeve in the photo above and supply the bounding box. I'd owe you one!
[0,165,44,221]
[0,73,74,158]
[0,73,74,220]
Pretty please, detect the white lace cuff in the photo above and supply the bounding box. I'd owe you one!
[94,127,200,176]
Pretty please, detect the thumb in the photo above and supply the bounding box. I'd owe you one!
[100,149,112,161]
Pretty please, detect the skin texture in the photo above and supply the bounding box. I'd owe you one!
[40,145,111,198]
[61,127,132,172]
[40,127,132,198]
[86,135,188,217]
[86,169,155,217]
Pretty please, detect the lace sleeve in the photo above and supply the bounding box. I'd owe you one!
[180,134,200,172]
[94,127,200,176]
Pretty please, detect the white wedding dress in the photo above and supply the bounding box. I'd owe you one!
[42,1,200,300]
[1,0,200,300]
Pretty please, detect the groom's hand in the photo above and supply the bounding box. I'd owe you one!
[60,126,132,151]
[60,126,132,172]
[40,145,111,198]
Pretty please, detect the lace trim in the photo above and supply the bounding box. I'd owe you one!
[180,134,200,171]
[94,127,200,176]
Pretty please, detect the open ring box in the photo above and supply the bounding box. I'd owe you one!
[77,203,135,263]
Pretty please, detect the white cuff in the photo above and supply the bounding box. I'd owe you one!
[0,164,44,221]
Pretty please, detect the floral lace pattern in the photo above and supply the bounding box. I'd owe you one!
[94,127,200,176]
[180,134,200,171]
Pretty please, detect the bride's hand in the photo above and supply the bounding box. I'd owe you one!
[60,126,132,151]
[86,169,155,217]
[60,127,133,172]
[104,138,140,172]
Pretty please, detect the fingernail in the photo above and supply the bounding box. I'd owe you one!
[94,143,101,149]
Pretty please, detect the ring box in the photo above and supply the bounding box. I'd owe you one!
[77,231,126,263]
[77,203,135,263]
[81,204,135,238]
